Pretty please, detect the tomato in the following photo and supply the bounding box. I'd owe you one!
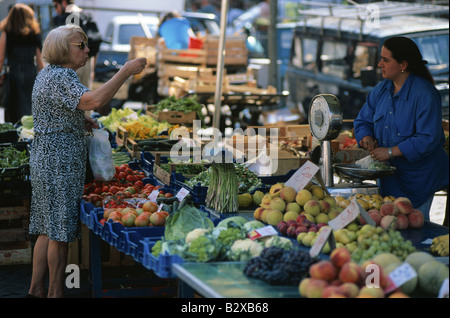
[119,164,129,172]
[115,166,120,174]
[94,187,103,194]
[102,185,109,193]
[126,175,135,182]
[164,192,174,198]
[109,186,119,194]
[117,172,126,180]
[125,168,133,175]
[134,180,144,189]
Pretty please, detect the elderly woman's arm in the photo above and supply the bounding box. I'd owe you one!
[77,57,146,111]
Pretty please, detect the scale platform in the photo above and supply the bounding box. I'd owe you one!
[327,182,380,198]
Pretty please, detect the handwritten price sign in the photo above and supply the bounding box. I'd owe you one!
[285,161,320,192]
[328,197,362,230]
[309,226,335,257]
[176,188,190,202]
[148,190,160,203]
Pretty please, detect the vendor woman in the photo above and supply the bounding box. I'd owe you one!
[354,36,449,221]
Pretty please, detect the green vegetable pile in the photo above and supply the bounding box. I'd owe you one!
[151,213,270,263]
[0,145,29,170]
[0,123,16,132]
[368,161,390,171]
[154,95,205,126]
[161,157,208,175]
[185,163,262,194]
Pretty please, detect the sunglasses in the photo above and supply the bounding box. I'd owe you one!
[69,41,89,50]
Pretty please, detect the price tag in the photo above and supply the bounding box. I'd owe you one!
[247,225,278,240]
[157,204,163,212]
[176,188,190,202]
[384,262,417,294]
[148,190,160,203]
[309,226,335,258]
[285,160,320,192]
[438,278,449,298]
[328,197,361,230]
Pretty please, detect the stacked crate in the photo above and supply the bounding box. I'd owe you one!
[157,35,248,97]
[0,141,32,265]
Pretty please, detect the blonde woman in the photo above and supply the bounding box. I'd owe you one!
[27,24,146,298]
[0,3,45,123]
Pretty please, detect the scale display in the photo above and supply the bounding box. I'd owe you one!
[309,94,342,141]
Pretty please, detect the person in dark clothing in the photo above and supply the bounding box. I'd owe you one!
[0,3,45,123]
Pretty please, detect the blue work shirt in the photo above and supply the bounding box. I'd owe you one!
[159,18,191,49]
[354,73,449,209]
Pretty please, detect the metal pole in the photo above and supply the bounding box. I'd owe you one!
[212,0,229,131]
[268,0,278,89]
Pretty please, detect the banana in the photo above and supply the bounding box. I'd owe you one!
[430,234,449,257]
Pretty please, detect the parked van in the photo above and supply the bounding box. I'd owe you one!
[284,2,449,122]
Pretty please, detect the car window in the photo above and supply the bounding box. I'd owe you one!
[413,34,449,74]
[118,24,158,45]
[352,43,378,79]
[291,35,318,71]
[320,41,349,79]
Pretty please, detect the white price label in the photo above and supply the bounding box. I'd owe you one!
[387,262,417,292]
[438,278,449,298]
[176,188,190,202]
[328,197,361,230]
[248,225,278,240]
[148,190,160,203]
[157,203,163,212]
[309,226,333,258]
[285,161,320,192]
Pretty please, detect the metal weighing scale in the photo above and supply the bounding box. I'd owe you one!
[308,94,395,197]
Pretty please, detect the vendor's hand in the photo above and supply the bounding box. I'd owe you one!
[123,58,147,77]
[85,116,99,133]
[369,147,389,162]
[359,136,378,151]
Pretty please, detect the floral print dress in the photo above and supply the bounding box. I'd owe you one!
[29,65,90,242]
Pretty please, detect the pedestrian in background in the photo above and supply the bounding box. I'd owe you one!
[26,24,146,298]
[0,3,45,124]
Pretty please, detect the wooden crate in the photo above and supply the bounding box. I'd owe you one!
[146,105,196,125]
[202,35,248,66]
[0,241,32,265]
[157,35,248,67]
[0,200,31,265]
[116,126,129,147]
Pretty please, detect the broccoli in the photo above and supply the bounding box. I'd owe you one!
[217,227,247,247]
[185,235,221,262]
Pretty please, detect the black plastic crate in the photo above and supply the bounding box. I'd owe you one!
[0,142,30,185]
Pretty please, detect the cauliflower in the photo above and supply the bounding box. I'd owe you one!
[227,238,264,262]
[264,236,293,250]
[185,228,210,244]
[185,235,221,262]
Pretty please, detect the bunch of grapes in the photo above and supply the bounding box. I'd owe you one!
[243,247,318,285]
[351,224,416,263]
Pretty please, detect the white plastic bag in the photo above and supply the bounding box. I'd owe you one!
[87,128,115,181]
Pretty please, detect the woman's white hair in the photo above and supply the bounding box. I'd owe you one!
[42,24,87,65]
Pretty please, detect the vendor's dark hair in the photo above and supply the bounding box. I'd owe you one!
[383,36,434,85]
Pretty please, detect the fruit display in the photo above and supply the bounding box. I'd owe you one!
[430,234,449,257]
[243,246,317,285]
[298,247,394,298]
[350,224,416,263]
[254,182,343,228]
[102,206,169,227]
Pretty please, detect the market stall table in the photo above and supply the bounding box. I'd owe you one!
[172,262,300,298]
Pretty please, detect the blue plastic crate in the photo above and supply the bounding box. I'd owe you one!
[141,237,184,279]
[118,226,165,262]
[79,200,96,228]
